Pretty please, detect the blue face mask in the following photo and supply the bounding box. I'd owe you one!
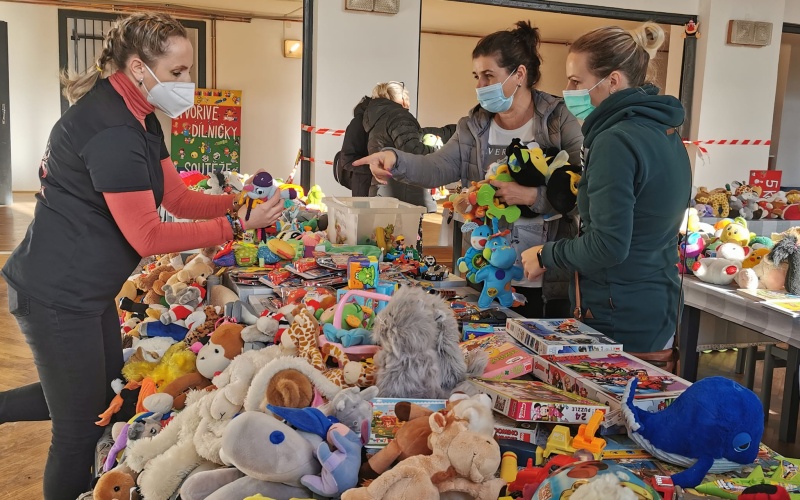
[562,76,607,120]
[476,71,520,113]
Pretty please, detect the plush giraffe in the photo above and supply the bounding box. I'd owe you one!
[321,342,376,388]
[696,187,730,218]
[282,308,375,388]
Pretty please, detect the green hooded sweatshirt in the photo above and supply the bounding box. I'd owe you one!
[542,84,692,352]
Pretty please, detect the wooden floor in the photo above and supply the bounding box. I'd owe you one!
[0,193,798,499]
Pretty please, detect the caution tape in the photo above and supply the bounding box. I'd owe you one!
[300,156,334,166]
[683,139,772,155]
[301,125,346,137]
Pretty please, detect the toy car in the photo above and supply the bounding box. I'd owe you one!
[647,475,676,499]
[420,264,449,281]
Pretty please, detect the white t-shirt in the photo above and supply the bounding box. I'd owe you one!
[486,118,544,289]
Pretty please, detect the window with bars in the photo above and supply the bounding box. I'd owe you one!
[57,9,207,113]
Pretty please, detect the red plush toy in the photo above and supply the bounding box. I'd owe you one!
[740,484,791,500]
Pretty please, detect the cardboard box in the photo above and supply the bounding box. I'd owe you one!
[505,318,622,355]
[460,332,534,380]
[493,414,552,444]
[470,378,607,423]
[530,351,688,416]
[367,398,447,448]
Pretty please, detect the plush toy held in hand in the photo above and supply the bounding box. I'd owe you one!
[242,172,298,221]
[622,376,764,488]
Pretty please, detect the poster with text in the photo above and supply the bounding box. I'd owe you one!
[171,89,242,173]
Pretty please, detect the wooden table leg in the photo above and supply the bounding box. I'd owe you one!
[679,305,701,382]
[779,345,800,443]
[743,345,758,390]
[762,344,775,420]
[452,219,462,276]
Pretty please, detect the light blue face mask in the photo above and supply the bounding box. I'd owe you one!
[476,70,520,113]
[562,76,607,120]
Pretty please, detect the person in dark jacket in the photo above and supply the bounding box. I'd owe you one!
[353,22,584,319]
[339,96,373,197]
[339,87,455,206]
[521,23,693,353]
[363,81,454,212]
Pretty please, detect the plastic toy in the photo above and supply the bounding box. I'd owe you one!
[347,256,379,289]
[647,475,676,500]
[474,230,523,308]
[500,451,518,483]
[537,410,606,464]
[508,455,578,494]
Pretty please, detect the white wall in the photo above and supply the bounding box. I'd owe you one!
[418,32,676,130]
[690,0,786,188]
[214,19,301,181]
[311,0,423,197]
[417,33,571,128]
[0,3,61,192]
[665,25,685,98]
[786,0,800,24]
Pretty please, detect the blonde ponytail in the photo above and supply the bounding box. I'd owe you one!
[570,21,665,87]
[60,12,187,105]
[629,22,665,60]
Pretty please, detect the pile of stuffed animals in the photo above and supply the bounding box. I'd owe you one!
[92,283,495,500]
[692,181,800,220]
[679,208,800,295]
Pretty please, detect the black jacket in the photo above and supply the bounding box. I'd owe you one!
[363,98,443,155]
[340,97,371,174]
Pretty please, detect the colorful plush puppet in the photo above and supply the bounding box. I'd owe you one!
[242,171,298,221]
[622,376,764,488]
[457,223,491,283]
[474,230,523,308]
[505,139,580,217]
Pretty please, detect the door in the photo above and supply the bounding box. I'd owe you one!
[0,21,10,206]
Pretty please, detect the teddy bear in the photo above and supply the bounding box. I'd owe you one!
[132,264,176,304]
[692,257,741,285]
[166,257,215,293]
[342,393,504,500]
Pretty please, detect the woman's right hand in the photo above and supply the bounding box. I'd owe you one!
[239,193,285,230]
[352,151,397,185]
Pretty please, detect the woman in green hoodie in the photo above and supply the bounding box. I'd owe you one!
[520,23,692,353]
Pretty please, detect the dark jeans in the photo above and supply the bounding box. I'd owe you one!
[511,286,572,319]
[1,284,121,500]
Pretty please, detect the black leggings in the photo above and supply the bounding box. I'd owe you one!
[1,284,121,500]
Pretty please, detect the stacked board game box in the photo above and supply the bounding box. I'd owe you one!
[459,331,534,380]
[505,318,623,355]
[469,378,606,424]
[531,351,690,415]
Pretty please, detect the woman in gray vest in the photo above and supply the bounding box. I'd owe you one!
[355,21,583,318]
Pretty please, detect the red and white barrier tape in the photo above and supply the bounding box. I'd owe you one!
[300,156,334,166]
[683,139,772,154]
[301,125,346,136]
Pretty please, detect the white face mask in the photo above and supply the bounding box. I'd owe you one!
[143,65,195,118]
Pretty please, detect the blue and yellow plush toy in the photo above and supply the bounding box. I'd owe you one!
[474,227,523,308]
[457,224,492,283]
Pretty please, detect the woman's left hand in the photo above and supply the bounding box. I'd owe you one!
[489,180,537,207]
[521,244,546,282]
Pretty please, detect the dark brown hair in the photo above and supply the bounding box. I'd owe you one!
[472,20,542,88]
[61,12,188,104]
[570,22,665,87]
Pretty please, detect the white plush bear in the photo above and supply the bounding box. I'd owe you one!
[692,257,741,285]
